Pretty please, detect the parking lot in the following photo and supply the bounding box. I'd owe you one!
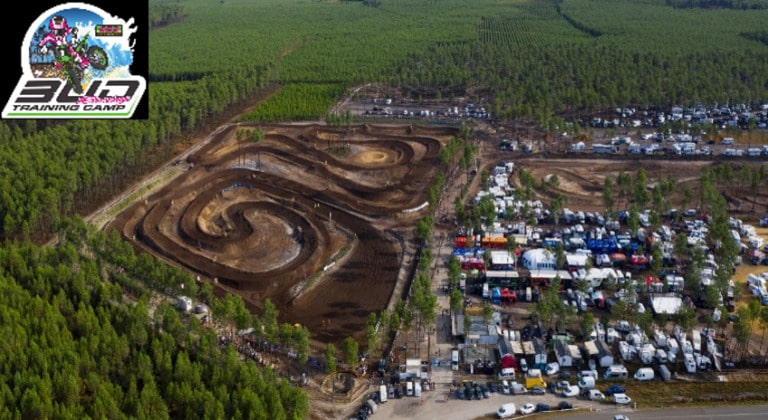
[369,384,635,420]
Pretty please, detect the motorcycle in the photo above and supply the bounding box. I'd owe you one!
[50,33,109,94]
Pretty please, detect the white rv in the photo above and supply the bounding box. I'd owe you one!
[684,353,696,374]
[666,337,679,356]
[692,329,702,354]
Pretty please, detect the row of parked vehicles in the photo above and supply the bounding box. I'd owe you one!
[496,379,632,418]
[454,380,492,400]
[497,401,574,418]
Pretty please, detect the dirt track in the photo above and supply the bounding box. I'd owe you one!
[107,123,458,344]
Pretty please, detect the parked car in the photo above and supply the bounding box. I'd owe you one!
[488,381,497,393]
[480,384,490,399]
[614,393,632,405]
[550,380,570,393]
[530,386,546,395]
[455,388,465,400]
[535,403,551,412]
[501,380,510,395]
[545,362,560,376]
[557,401,573,410]
[613,415,629,420]
[604,384,626,396]
[519,403,536,415]
[562,385,580,398]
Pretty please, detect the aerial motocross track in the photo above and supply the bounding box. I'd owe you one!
[108,123,457,344]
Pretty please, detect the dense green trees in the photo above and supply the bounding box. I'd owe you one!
[150,1,187,29]
[0,226,308,419]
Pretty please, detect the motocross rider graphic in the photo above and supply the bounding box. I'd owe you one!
[38,15,88,67]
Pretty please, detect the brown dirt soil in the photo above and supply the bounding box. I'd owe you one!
[107,123,459,345]
[502,156,768,222]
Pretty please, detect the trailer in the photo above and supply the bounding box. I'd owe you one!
[592,143,618,154]
[655,364,670,382]
[692,329,702,355]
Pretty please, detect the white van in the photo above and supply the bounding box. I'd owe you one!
[578,376,596,390]
[451,350,460,371]
[587,389,605,401]
[406,381,414,396]
[498,367,515,380]
[525,286,532,302]
[497,403,517,419]
[379,384,388,403]
[510,381,527,395]
[634,367,655,381]
[603,365,629,380]
[413,381,422,397]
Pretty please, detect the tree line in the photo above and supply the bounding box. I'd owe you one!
[666,0,768,9]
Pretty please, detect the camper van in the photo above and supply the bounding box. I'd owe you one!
[603,365,629,380]
[634,367,655,381]
[451,350,460,371]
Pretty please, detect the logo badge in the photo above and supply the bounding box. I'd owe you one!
[2,2,147,119]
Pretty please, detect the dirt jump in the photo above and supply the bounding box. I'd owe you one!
[107,123,459,344]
